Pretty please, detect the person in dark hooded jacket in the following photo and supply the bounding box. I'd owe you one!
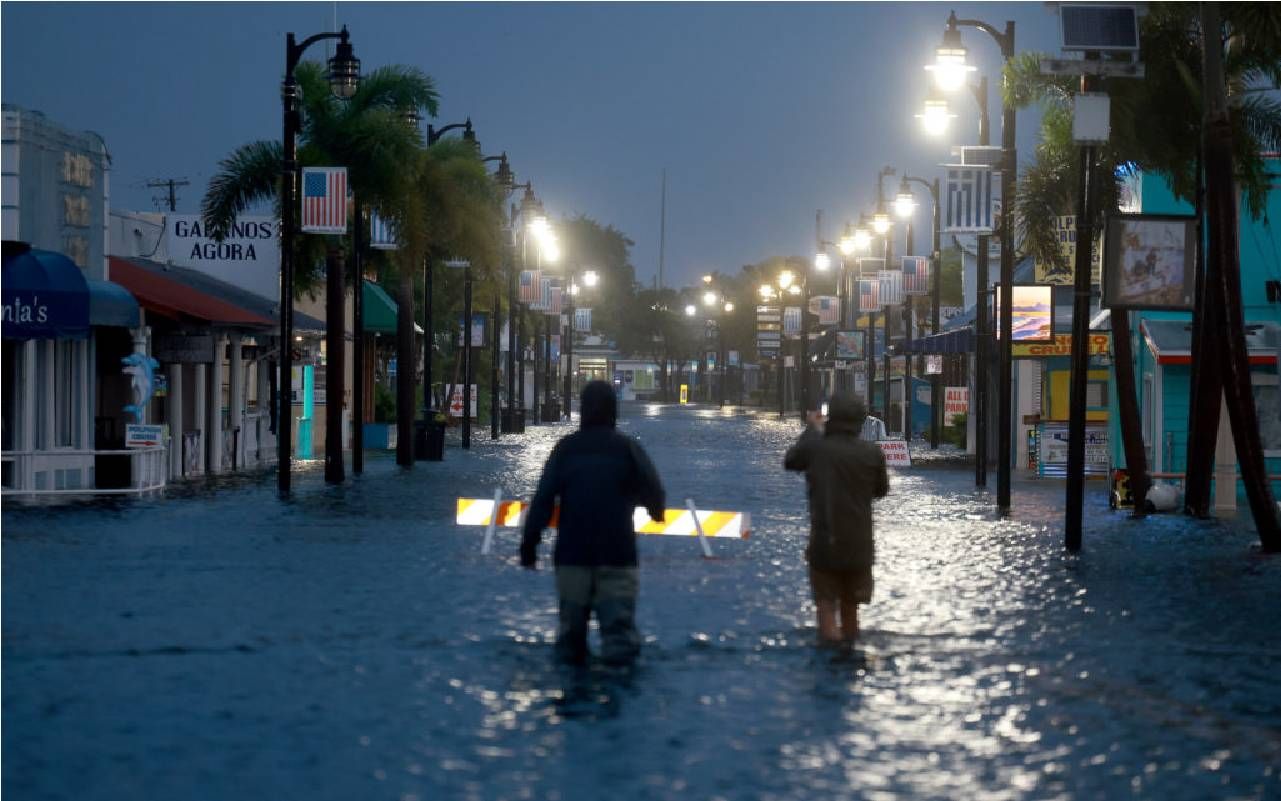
[784,394,889,644]
[521,380,666,665]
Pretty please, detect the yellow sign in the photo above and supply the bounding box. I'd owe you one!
[1012,333,1111,358]
[679,384,689,404]
[1034,215,1102,286]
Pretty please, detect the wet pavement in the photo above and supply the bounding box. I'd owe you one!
[3,403,1279,801]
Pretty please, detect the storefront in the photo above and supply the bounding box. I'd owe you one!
[2,242,150,494]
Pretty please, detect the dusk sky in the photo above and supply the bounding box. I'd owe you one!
[2,2,1063,288]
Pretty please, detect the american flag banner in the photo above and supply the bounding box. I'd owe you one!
[858,279,881,313]
[902,256,930,296]
[943,165,999,233]
[807,295,840,325]
[301,167,348,234]
[878,270,903,306]
[519,270,541,304]
[369,211,398,250]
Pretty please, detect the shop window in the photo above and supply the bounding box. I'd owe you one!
[2,340,18,452]
[1252,372,1281,457]
[1086,380,1108,408]
[54,340,79,448]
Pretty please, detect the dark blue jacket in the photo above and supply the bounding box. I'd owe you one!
[521,384,665,567]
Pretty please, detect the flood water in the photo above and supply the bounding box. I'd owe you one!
[4,404,1279,800]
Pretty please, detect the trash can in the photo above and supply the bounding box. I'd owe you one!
[414,416,447,461]
[501,409,526,434]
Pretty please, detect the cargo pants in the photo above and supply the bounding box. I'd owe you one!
[554,566,641,666]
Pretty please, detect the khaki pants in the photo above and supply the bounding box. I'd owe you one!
[554,566,640,666]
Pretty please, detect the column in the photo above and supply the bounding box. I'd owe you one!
[229,332,244,470]
[1213,393,1237,513]
[193,364,207,476]
[207,336,224,475]
[168,363,183,479]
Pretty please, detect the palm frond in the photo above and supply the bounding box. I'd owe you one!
[347,65,440,119]
[201,140,282,241]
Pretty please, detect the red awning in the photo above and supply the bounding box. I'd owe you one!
[109,258,273,327]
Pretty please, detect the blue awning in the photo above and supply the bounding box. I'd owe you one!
[88,279,140,328]
[899,327,974,354]
[3,242,90,339]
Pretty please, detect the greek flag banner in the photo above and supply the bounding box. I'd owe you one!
[943,165,999,233]
[369,211,398,250]
[878,270,903,306]
[547,282,562,316]
[301,167,347,234]
[858,279,881,313]
[574,307,592,332]
[783,306,802,336]
[902,256,930,295]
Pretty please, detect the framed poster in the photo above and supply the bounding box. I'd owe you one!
[1103,214,1197,310]
[835,330,867,360]
[925,354,943,375]
[992,284,1055,342]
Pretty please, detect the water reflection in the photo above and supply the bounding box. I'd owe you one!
[3,404,1279,800]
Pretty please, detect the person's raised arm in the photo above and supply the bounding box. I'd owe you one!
[784,413,824,471]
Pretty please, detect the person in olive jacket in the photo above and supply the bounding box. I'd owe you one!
[521,381,666,666]
[784,394,889,644]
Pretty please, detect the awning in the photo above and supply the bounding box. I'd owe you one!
[110,257,275,328]
[900,327,974,354]
[1141,318,1279,366]
[3,242,139,339]
[362,280,421,334]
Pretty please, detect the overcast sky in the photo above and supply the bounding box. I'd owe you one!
[2,2,1064,288]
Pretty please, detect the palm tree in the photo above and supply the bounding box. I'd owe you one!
[1008,3,1281,548]
[390,137,504,466]
[203,61,437,482]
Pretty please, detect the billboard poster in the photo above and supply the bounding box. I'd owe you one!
[1103,215,1197,310]
[944,386,969,424]
[1034,215,1102,286]
[835,330,867,360]
[925,354,943,375]
[993,284,1054,342]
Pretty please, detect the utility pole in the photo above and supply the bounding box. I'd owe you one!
[147,177,189,212]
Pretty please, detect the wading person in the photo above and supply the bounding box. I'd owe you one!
[784,394,889,645]
[521,380,666,666]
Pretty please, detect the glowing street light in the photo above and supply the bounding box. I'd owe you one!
[925,16,976,92]
[917,96,956,137]
[723,301,734,313]
[778,270,795,290]
[853,220,873,252]
[894,180,918,219]
[759,284,775,299]
[703,290,719,307]
[684,304,697,317]
[814,252,832,271]
[582,269,599,287]
[872,209,892,235]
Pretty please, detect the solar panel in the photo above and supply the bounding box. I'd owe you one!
[1060,5,1139,51]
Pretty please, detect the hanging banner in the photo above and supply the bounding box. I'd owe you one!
[500,321,510,352]
[783,306,802,336]
[456,314,485,347]
[858,279,881,313]
[878,270,903,306]
[519,270,542,304]
[727,350,740,367]
[574,307,592,332]
[445,384,478,418]
[369,211,398,250]
[925,354,943,375]
[300,167,347,234]
[943,165,999,233]
[807,295,840,325]
[836,330,866,360]
[992,284,1054,342]
[902,256,931,296]
[546,282,563,316]
[1035,215,1102,285]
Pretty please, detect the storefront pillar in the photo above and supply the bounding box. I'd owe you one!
[193,363,207,476]
[207,335,225,474]
[229,333,244,470]
[168,363,183,479]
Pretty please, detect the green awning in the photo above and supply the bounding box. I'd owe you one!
[362,280,421,335]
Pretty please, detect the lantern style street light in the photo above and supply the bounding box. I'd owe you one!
[278,25,360,495]
[927,9,1017,511]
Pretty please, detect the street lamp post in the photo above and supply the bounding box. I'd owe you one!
[563,269,599,420]
[930,10,1017,510]
[874,168,896,428]
[897,175,941,447]
[278,25,359,495]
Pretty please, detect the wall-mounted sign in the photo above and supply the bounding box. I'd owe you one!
[993,284,1055,342]
[1103,214,1197,310]
[125,423,164,448]
[164,214,279,300]
[153,333,215,363]
[1011,333,1111,358]
[944,386,969,424]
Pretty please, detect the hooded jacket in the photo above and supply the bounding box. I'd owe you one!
[521,382,666,567]
[784,395,889,572]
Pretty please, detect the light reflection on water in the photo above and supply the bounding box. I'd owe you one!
[2,404,1279,801]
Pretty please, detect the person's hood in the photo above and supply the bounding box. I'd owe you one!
[580,380,617,428]
[824,394,866,436]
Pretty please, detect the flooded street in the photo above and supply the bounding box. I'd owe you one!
[4,404,1279,801]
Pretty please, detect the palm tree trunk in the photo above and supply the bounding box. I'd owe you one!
[325,242,345,484]
[1201,3,1280,552]
[1110,309,1148,515]
[395,260,416,467]
[1183,152,1220,516]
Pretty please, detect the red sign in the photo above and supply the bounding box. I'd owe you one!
[878,440,912,467]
